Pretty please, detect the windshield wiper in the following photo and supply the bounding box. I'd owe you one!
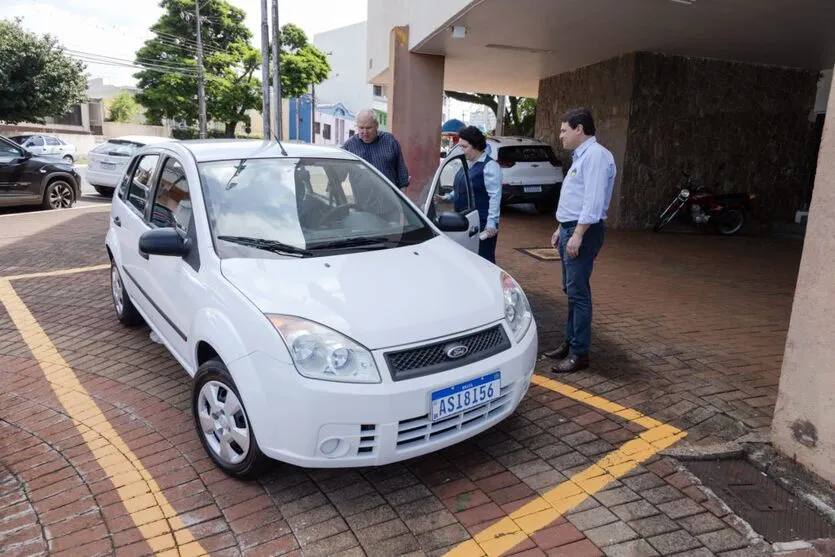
[216,235,312,257]
[307,237,400,251]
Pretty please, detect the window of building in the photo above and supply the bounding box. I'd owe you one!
[323,123,332,140]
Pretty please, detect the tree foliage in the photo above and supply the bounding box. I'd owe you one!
[0,18,87,124]
[444,91,537,137]
[107,91,141,123]
[134,1,330,136]
[134,0,261,136]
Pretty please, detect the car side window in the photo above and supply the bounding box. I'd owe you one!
[0,142,23,164]
[150,157,192,231]
[127,155,159,214]
[435,156,474,215]
[45,137,61,146]
[27,137,44,147]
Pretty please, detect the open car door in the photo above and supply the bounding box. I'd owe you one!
[420,146,480,253]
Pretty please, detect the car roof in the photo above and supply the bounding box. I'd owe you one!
[487,136,551,146]
[108,135,174,144]
[172,139,358,163]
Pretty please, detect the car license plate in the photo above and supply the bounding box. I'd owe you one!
[431,371,501,421]
[524,186,542,193]
[100,162,115,170]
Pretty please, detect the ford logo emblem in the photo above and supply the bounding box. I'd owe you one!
[444,344,469,359]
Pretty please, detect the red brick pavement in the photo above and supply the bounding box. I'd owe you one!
[0,207,816,557]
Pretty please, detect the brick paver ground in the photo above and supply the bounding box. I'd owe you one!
[0,206,825,557]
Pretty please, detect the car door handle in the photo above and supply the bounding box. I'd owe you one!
[113,216,121,227]
[469,226,479,237]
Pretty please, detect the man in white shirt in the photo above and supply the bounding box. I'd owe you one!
[545,108,616,373]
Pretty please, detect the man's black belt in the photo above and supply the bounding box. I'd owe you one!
[558,219,603,227]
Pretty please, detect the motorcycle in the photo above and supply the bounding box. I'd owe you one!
[652,173,756,236]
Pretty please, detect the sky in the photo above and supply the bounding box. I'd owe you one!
[0,0,369,86]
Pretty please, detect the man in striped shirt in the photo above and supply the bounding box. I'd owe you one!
[343,110,410,190]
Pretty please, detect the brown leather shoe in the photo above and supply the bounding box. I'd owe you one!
[552,353,590,373]
[543,342,570,360]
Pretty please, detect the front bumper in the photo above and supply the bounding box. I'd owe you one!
[502,182,561,204]
[229,320,539,468]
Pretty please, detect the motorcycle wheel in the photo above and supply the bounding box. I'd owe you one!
[653,198,686,232]
[715,209,746,235]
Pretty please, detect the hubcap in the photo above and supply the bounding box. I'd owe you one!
[197,380,250,466]
[49,182,74,208]
[111,266,124,316]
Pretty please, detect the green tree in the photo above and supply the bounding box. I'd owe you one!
[275,23,330,98]
[107,91,141,123]
[0,18,87,124]
[444,91,537,137]
[134,0,261,136]
[134,2,330,137]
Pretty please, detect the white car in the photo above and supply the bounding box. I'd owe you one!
[87,135,174,196]
[488,136,565,214]
[106,139,538,478]
[8,134,77,163]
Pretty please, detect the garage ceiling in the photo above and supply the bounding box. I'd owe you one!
[413,0,835,97]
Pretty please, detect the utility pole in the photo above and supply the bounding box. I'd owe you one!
[311,83,315,144]
[195,0,207,139]
[271,0,282,140]
[259,0,271,139]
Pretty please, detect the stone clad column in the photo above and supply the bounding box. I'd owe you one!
[387,25,445,198]
[772,64,835,485]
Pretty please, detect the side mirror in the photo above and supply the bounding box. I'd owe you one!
[139,227,190,257]
[435,211,469,232]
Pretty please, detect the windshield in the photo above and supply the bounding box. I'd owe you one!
[92,140,145,157]
[198,157,436,258]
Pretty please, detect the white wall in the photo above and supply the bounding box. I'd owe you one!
[315,112,356,146]
[314,22,376,116]
[366,0,475,84]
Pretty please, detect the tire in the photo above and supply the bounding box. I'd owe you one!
[715,208,746,236]
[42,179,75,210]
[110,261,144,327]
[193,359,268,479]
[62,155,74,164]
[95,186,114,198]
[653,198,685,232]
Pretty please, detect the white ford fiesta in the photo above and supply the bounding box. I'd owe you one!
[105,139,538,478]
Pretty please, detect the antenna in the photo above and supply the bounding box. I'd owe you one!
[273,132,288,156]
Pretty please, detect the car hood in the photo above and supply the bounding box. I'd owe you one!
[220,236,505,350]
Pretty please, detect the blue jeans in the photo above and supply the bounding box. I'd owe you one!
[556,222,605,356]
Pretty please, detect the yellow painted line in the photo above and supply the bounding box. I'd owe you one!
[442,375,687,557]
[1,263,109,281]
[0,279,207,556]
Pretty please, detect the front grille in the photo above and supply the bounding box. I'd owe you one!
[396,383,515,450]
[385,324,511,381]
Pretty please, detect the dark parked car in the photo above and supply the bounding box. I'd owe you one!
[0,135,81,210]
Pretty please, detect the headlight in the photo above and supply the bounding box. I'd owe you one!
[501,271,532,343]
[268,315,381,383]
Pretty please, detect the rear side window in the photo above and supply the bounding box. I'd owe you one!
[498,145,557,163]
[127,155,159,213]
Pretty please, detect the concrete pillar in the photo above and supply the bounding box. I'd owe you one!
[772,64,835,485]
[388,25,445,198]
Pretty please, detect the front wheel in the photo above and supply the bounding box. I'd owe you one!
[42,180,75,210]
[193,359,268,479]
[653,198,685,232]
[95,186,114,198]
[62,155,74,164]
[715,208,746,236]
[110,261,143,326]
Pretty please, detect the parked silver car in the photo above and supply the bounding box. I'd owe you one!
[8,134,77,164]
[86,135,174,196]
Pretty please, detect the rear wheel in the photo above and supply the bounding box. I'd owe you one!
[535,196,557,215]
[110,261,143,326]
[42,180,75,210]
[193,359,267,479]
[653,198,685,232]
[715,209,746,236]
[95,186,114,197]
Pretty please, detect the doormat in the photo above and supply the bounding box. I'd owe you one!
[684,458,835,543]
[516,247,560,261]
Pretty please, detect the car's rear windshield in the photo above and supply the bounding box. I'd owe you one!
[8,136,30,145]
[498,145,556,163]
[92,140,145,157]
